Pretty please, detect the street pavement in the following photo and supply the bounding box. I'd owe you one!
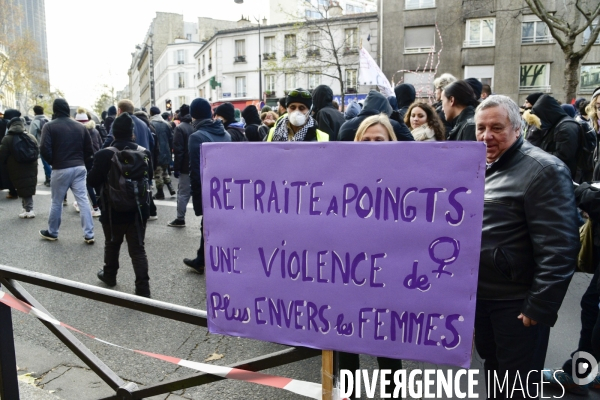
[1,164,600,399]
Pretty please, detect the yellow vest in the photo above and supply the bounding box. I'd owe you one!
[267,126,329,142]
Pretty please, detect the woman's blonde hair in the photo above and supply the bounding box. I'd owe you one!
[586,96,599,132]
[354,114,397,141]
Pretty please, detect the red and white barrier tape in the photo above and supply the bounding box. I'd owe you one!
[0,290,323,399]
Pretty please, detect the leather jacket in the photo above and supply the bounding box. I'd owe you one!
[479,136,579,326]
[447,106,476,141]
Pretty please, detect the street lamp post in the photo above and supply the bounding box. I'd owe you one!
[149,33,155,106]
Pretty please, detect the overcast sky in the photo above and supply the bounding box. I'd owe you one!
[45,0,269,109]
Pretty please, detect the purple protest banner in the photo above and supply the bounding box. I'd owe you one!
[201,142,486,368]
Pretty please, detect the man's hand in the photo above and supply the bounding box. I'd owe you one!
[518,313,538,327]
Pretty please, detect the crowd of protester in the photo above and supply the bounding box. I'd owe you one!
[1,75,600,398]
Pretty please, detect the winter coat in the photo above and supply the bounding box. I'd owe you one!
[411,125,436,141]
[189,118,232,216]
[102,114,155,152]
[242,106,263,142]
[312,85,345,142]
[87,140,153,224]
[338,90,414,142]
[40,99,94,170]
[84,120,102,153]
[150,114,174,166]
[0,119,38,197]
[29,115,49,142]
[104,116,115,133]
[173,114,194,174]
[224,121,247,142]
[446,106,476,141]
[533,94,580,179]
[390,83,416,123]
[481,135,578,327]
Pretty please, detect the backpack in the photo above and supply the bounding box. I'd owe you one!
[11,133,39,163]
[96,123,108,141]
[104,146,150,213]
[555,117,596,177]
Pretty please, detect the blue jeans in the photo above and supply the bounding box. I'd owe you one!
[41,157,52,179]
[48,166,94,238]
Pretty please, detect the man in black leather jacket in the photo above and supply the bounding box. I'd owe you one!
[475,95,579,397]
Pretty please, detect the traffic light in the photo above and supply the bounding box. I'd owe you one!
[166,99,172,111]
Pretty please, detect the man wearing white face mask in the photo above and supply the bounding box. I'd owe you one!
[267,88,329,142]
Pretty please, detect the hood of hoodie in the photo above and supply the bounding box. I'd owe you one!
[151,113,171,127]
[180,114,193,124]
[345,102,361,120]
[387,96,399,111]
[532,94,568,129]
[359,91,393,117]
[312,85,334,113]
[7,117,25,134]
[4,109,21,120]
[53,99,70,118]
[84,120,96,130]
[394,84,416,109]
[242,105,261,125]
[194,118,227,136]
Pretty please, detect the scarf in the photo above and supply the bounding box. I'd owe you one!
[271,115,315,142]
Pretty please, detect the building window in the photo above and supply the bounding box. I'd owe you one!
[235,40,246,62]
[265,75,276,94]
[345,69,357,92]
[285,73,296,91]
[405,0,435,10]
[236,76,246,97]
[519,63,550,92]
[583,19,599,45]
[285,35,297,58]
[307,72,320,90]
[199,88,205,98]
[305,10,322,19]
[464,66,495,89]
[404,26,435,53]
[186,33,192,41]
[177,50,185,65]
[177,96,186,108]
[464,19,495,47]
[403,71,435,98]
[345,28,359,52]
[581,65,600,92]
[177,72,185,88]
[264,37,276,59]
[522,16,553,44]
[308,32,320,56]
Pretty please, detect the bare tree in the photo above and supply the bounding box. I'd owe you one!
[523,0,600,102]
[265,2,373,110]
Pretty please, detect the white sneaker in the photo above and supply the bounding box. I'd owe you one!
[92,208,101,217]
[73,201,80,212]
[19,210,35,219]
[148,215,158,221]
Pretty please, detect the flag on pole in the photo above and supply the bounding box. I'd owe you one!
[358,47,394,97]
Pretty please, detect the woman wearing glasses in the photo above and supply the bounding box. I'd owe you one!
[267,88,329,142]
[587,86,600,135]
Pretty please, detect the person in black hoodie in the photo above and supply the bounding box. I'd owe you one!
[390,83,416,122]
[87,112,153,298]
[0,108,21,196]
[214,102,247,142]
[241,105,263,142]
[532,94,580,179]
[311,85,346,141]
[338,90,414,141]
[169,104,195,227]
[442,80,478,141]
[104,106,117,133]
[183,98,232,273]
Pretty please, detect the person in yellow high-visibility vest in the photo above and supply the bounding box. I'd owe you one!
[266,88,329,142]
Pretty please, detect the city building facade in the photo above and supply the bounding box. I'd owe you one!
[270,0,377,24]
[195,12,379,108]
[380,0,600,103]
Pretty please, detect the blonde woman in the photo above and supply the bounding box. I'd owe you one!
[586,86,600,133]
[403,102,446,141]
[354,113,397,142]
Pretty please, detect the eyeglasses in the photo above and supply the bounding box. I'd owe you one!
[288,89,312,98]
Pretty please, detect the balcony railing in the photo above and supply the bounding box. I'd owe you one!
[463,39,495,47]
[177,60,185,65]
[234,56,246,63]
[235,92,247,97]
[208,63,212,71]
[345,87,357,94]
[265,90,276,98]
[307,49,320,57]
[522,35,554,44]
[404,46,435,54]
[263,52,276,60]
[284,51,297,58]
[344,46,358,54]
[202,69,206,77]
[519,85,551,92]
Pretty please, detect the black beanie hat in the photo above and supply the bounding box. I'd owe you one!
[525,92,544,106]
[286,88,312,109]
[464,78,483,100]
[3,109,21,120]
[107,106,117,116]
[150,106,161,116]
[180,104,190,117]
[214,103,235,123]
[112,112,134,139]
[190,98,212,120]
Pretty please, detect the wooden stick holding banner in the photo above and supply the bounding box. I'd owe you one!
[322,350,333,400]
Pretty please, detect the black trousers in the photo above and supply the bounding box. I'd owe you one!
[192,218,205,267]
[101,221,150,293]
[562,265,600,372]
[475,299,550,399]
